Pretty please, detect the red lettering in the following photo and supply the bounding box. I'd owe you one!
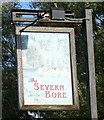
[45,85,49,90]
[58,92,62,98]
[62,92,66,98]
[52,92,56,98]
[45,91,67,98]
[60,85,64,90]
[50,85,54,90]
[34,82,39,90]
[55,85,59,90]
[29,78,37,82]
[45,91,50,98]
[40,85,44,90]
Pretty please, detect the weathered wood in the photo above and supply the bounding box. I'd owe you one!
[16,34,24,109]
[38,19,83,24]
[11,9,74,16]
[70,29,79,108]
[13,17,38,22]
[0,14,2,120]
[13,17,83,24]
[14,12,38,15]
[15,26,79,110]
[84,9,98,119]
[11,9,82,24]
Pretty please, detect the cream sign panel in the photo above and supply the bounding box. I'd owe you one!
[21,32,73,105]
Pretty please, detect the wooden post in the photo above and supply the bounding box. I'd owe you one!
[84,9,98,119]
[0,10,2,120]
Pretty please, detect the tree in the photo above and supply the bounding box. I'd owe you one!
[2,1,104,119]
[2,2,30,119]
[29,2,104,119]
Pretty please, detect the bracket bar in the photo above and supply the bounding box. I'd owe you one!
[11,9,75,23]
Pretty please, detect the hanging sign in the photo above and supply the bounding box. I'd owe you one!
[16,26,79,110]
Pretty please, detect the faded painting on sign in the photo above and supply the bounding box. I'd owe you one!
[21,32,73,105]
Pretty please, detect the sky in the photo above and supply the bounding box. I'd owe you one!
[20,2,30,9]
[18,2,39,19]
[19,2,102,24]
[19,2,40,10]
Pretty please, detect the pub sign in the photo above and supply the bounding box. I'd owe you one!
[16,26,79,110]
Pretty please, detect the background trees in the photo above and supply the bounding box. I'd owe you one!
[2,2,104,119]
[2,2,30,119]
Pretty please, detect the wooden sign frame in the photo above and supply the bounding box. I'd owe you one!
[16,26,79,110]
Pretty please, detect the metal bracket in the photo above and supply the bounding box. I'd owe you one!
[11,9,84,27]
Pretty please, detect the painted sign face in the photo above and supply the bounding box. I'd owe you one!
[21,32,73,105]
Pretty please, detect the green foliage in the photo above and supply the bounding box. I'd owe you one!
[30,2,104,119]
[2,2,30,120]
[2,1,104,119]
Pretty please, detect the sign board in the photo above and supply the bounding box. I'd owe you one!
[16,26,79,110]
